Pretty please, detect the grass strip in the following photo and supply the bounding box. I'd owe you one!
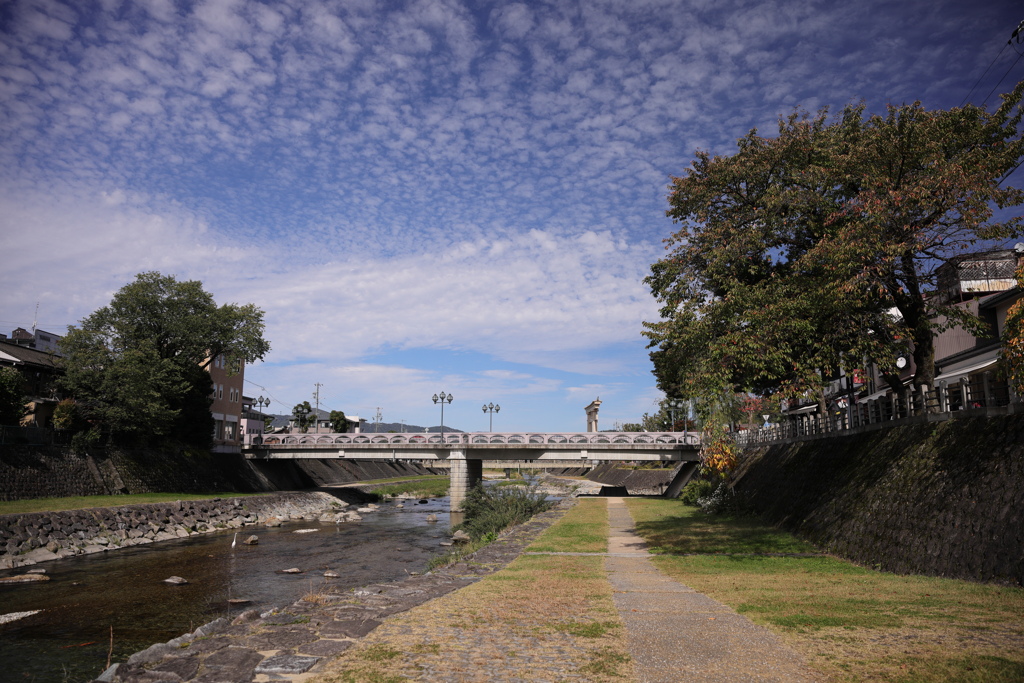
[315,501,631,682]
[625,497,818,554]
[625,497,1024,682]
[370,476,449,499]
[0,492,265,516]
[528,497,609,554]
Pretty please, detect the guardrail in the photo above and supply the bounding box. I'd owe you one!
[251,431,700,447]
[737,373,1020,447]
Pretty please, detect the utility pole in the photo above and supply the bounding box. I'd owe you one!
[313,383,323,433]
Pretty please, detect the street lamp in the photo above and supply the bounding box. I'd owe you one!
[665,398,685,431]
[432,391,453,441]
[482,402,500,431]
[293,403,309,433]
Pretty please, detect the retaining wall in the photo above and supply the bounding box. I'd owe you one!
[0,491,370,570]
[584,463,678,495]
[734,413,1024,585]
[0,444,443,501]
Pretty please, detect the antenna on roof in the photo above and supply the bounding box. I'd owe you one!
[32,302,39,334]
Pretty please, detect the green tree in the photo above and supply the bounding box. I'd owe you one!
[646,83,1024,409]
[59,272,271,447]
[0,366,26,426]
[1002,262,1024,393]
[292,401,313,433]
[329,409,348,433]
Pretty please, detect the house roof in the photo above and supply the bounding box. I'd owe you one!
[979,285,1023,310]
[0,340,61,370]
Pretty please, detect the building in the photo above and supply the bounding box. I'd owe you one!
[781,247,1023,426]
[8,327,62,354]
[207,354,245,454]
[0,339,61,427]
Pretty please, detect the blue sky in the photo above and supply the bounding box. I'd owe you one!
[1,0,1022,432]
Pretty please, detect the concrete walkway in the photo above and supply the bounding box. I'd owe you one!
[606,498,817,682]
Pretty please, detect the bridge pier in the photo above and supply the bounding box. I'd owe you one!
[448,450,483,511]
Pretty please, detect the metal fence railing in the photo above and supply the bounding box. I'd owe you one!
[737,371,1019,447]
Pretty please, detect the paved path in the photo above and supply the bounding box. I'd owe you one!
[105,492,819,682]
[605,498,817,682]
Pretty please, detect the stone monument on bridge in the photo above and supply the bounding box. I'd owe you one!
[585,398,601,432]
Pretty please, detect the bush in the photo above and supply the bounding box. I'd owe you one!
[696,482,743,515]
[678,478,717,505]
[455,483,553,542]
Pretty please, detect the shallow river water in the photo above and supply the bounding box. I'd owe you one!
[0,495,454,683]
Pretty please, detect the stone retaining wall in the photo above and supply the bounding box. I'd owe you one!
[0,491,367,570]
[734,413,1024,586]
[583,463,678,495]
[0,444,444,501]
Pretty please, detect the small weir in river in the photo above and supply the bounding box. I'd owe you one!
[0,495,455,683]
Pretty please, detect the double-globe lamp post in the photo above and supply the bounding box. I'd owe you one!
[432,391,453,441]
[665,398,685,432]
[482,402,500,431]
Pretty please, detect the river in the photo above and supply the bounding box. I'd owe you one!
[0,494,455,683]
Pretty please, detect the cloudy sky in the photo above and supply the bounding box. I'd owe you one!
[2,0,1022,432]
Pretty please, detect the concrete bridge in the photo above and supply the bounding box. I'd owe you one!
[244,431,702,509]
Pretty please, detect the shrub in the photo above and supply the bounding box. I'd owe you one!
[678,478,717,505]
[697,482,742,515]
[455,483,552,542]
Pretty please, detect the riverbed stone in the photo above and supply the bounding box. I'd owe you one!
[254,654,320,674]
[22,547,58,563]
[245,627,316,649]
[181,636,231,655]
[127,642,177,667]
[298,638,353,657]
[194,618,229,637]
[319,618,382,638]
[194,646,262,672]
[152,656,200,680]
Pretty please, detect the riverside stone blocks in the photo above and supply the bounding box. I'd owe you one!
[736,414,1024,585]
[0,491,348,569]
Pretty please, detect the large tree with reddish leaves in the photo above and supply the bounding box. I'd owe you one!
[646,82,1024,410]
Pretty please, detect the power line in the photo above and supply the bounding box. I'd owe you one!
[960,19,1024,108]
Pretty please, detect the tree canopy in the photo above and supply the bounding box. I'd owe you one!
[646,82,1024,411]
[59,272,270,447]
[0,366,25,426]
[292,401,314,433]
[329,409,348,433]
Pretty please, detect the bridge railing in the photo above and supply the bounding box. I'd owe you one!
[251,431,700,447]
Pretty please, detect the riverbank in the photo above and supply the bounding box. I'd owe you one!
[98,481,589,682]
[0,490,375,570]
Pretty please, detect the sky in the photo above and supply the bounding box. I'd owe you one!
[2,0,1023,433]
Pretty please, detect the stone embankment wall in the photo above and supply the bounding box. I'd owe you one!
[735,413,1024,586]
[582,463,678,495]
[0,444,443,501]
[0,491,366,570]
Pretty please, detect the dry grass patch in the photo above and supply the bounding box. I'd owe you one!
[627,498,1024,682]
[527,497,608,554]
[313,535,632,681]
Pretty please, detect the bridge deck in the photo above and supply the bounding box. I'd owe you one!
[244,431,701,462]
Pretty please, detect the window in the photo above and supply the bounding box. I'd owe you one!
[218,384,223,399]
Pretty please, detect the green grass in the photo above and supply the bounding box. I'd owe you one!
[370,476,449,499]
[625,497,819,555]
[625,497,1024,682]
[0,492,265,516]
[527,498,608,553]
